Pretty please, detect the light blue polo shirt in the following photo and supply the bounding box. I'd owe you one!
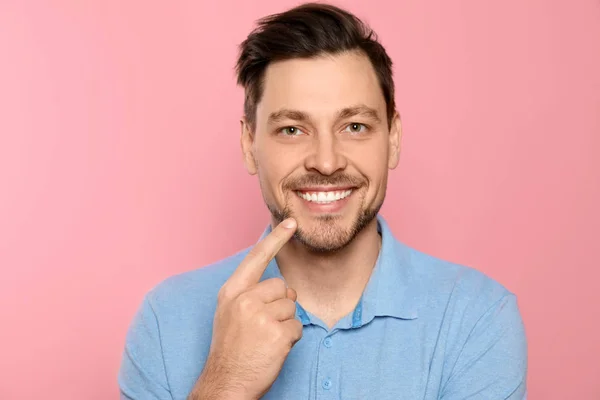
[119,216,527,399]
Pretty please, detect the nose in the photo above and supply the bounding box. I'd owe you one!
[304,133,347,175]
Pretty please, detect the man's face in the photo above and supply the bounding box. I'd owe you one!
[241,50,401,252]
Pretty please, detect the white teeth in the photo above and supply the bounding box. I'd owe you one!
[296,189,353,203]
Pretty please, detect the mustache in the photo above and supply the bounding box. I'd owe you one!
[283,173,365,190]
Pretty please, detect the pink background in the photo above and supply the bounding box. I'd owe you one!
[1,0,599,399]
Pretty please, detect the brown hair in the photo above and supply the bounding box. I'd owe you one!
[235,2,395,129]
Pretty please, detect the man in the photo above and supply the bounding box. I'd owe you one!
[118,3,527,399]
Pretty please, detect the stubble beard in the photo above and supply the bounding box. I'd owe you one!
[267,191,383,253]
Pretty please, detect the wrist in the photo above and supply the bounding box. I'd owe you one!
[189,387,253,400]
[189,370,255,400]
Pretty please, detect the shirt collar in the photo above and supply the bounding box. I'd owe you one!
[362,215,419,321]
[258,214,419,325]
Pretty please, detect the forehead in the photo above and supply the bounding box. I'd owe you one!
[256,51,385,121]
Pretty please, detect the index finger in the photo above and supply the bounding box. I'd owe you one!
[224,218,297,297]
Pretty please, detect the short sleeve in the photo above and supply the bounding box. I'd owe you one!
[441,294,528,399]
[118,294,173,400]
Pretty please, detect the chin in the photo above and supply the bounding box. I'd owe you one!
[292,212,369,253]
[267,195,382,253]
[294,228,354,253]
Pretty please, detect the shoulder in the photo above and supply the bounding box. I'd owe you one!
[399,245,527,395]
[399,242,516,317]
[398,242,527,373]
[144,247,252,318]
[119,249,254,397]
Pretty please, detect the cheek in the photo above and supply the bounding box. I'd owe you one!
[347,140,388,175]
[347,145,389,198]
[256,147,298,198]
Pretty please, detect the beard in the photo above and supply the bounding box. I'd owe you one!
[268,200,382,253]
[264,172,384,253]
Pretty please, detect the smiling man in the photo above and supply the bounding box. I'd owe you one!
[119,3,527,400]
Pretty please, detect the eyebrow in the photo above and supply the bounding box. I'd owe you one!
[267,104,382,126]
[267,109,311,125]
[337,105,381,124]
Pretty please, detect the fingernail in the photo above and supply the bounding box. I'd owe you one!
[282,218,296,229]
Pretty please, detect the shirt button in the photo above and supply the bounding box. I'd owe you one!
[323,337,333,348]
[322,378,332,390]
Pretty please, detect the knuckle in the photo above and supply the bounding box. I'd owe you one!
[271,325,287,343]
[217,284,232,303]
[296,321,304,335]
[248,247,267,263]
[283,299,296,316]
[236,293,257,313]
[277,321,303,349]
[271,278,287,293]
[255,312,270,328]
[292,321,303,339]
[260,278,286,299]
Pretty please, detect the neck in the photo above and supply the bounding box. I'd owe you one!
[274,218,381,325]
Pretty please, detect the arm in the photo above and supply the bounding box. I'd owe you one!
[118,295,173,400]
[187,360,252,400]
[441,294,528,400]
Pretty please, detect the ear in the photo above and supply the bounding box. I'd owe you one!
[240,117,258,175]
[388,112,402,170]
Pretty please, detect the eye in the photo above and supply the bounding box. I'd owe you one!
[279,126,304,136]
[343,123,368,134]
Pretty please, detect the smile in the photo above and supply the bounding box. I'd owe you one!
[296,189,353,204]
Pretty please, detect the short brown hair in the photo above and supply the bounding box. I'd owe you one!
[235,3,395,129]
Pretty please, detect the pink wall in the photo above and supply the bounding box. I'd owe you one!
[1,1,598,398]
